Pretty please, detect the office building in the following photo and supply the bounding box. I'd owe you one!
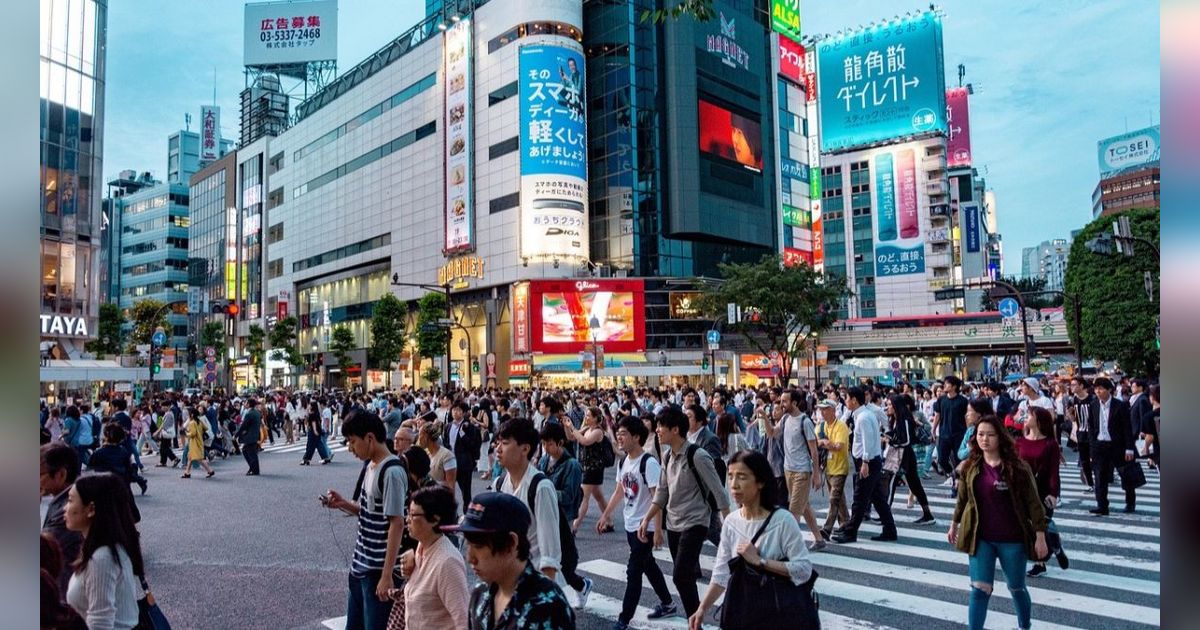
[1021,238,1069,293]
[1092,125,1160,218]
[187,150,239,382]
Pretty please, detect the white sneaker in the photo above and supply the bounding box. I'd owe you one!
[941,478,954,487]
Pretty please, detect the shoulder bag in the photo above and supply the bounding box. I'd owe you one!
[135,576,172,630]
[882,445,904,474]
[720,509,821,630]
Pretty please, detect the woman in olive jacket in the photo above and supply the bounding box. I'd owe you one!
[947,415,1048,630]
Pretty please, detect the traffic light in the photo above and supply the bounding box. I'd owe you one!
[471,359,480,373]
[226,302,240,317]
[702,355,710,371]
[1085,232,1115,256]
[149,347,162,375]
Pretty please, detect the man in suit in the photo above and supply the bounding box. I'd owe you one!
[1087,378,1136,515]
[236,398,264,475]
[443,400,481,506]
[985,382,1017,419]
[1128,378,1152,444]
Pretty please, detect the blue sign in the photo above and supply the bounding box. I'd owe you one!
[998,298,1020,319]
[518,45,587,180]
[706,330,721,345]
[964,205,980,252]
[781,157,809,182]
[152,330,167,347]
[874,152,897,241]
[1097,125,1159,179]
[817,11,947,152]
[875,244,925,277]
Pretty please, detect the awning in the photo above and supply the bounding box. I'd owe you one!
[531,353,647,372]
[40,360,155,383]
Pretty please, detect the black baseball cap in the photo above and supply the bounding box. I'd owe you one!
[444,491,530,535]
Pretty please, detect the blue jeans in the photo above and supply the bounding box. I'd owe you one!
[345,570,392,630]
[968,539,1032,630]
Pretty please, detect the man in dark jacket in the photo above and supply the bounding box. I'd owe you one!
[1087,378,1136,515]
[985,382,1017,419]
[444,400,481,506]
[40,443,81,594]
[1128,378,1152,442]
[235,398,264,475]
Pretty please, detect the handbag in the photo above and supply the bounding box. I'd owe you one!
[882,446,903,475]
[720,509,821,630]
[1118,460,1147,491]
[136,577,171,630]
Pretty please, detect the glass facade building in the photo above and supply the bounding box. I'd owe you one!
[40,0,106,355]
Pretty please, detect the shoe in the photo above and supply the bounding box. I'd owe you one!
[206,470,215,478]
[300,460,310,466]
[941,478,954,487]
[137,480,148,495]
[1123,505,1136,514]
[612,622,630,630]
[831,531,858,544]
[1089,508,1109,516]
[868,516,881,523]
[181,473,191,478]
[172,460,180,468]
[819,528,831,541]
[913,514,937,526]
[322,457,332,464]
[1055,548,1069,570]
[576,576,593,609]
[870,531,898,542]
[808,540,827,552]
[647,602,677,619]
[155,463,166,468]
[1027,564,1047,578]
[246,471,254,476]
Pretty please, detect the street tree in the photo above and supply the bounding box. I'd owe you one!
[642,0,715,23]
[421,365,442,387]
[978,275,1063,311]
[1064,207,1159,375]
[85,303,123,356]
[126,299,170,352]
[200,321,225,352]
[268,316,305,386]
[246,324,266,386]
[369,293,408,385]
[696,254,849,385]
[330,325,357,376]
[415,292,450,376]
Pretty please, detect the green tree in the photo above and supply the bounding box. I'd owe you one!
[1064,207,1159,375]
[246,324,266,367]
[421,365,442,387]
[415,292,450,365]
[330,325,357,374]
[697,254,849,384]
[978,275,1063,311]
[85,303,123,356]
[200,321,225,352]
[268,316,304,385]
[369,293,408,379]
[126,299,170,352]
[642,0,715,23]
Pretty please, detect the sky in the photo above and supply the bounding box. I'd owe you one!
[102,0,1160,271]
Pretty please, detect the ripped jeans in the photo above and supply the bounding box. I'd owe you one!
[968,539,1032,630]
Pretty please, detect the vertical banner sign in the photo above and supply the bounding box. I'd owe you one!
[802,47,818,103]
[812,217,824,265]
[770,0,802,43]
[443,20,473,252]
[200,106,221,162]
[778,35,804,83]
[512,282,530,354]
[277,289,290,319]
[874,148,925,276]
[946,87,972,167]
[817,11,946,152]
[518,43,588,260]
[964,205,980,253]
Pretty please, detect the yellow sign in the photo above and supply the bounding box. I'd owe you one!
[669,292,703,319]
[437,255,486,287]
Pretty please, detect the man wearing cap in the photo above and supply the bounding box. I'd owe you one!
[1014,377,1054,435]
[448,492,576,629]
[815,399,850,539]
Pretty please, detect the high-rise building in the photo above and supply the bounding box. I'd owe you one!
[168,128,233,186]
[1021,238,1069,292]
[239,74,289,148]
[1092,125,1160,218]
[187,150,238,382]
[40,0,107,357]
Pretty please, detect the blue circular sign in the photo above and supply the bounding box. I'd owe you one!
[998,298,1020,319]
[706,330,721,344]
[152,330,167,346]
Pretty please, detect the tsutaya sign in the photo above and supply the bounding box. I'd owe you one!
[41,314,89,338]
[437,255,486,288]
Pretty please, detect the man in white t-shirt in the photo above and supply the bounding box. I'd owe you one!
[598,416,676,628]
[1015,377,1054,432]
[768,389,826,551]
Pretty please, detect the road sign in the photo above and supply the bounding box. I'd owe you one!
[204,346,216,358]
[708,342,719,351]
[152,330,167,347]
[770,364,781,376]
[706,330,721,345]
[204,371,217,383]
[998,297,1020,319]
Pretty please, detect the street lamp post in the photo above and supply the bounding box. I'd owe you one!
[588,316,600,391]
[391,274,453,391]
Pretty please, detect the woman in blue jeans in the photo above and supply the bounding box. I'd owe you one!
[947,415,1048,630]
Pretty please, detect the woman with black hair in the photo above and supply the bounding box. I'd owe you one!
[884,394,936,524]
[690,450,813,629]
[300,400,333,465]
[391,486,469,630]
[63,473,146,629]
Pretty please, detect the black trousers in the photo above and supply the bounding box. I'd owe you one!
[1077,438,1094,487]
[843,456,895,536]
[242,442,261,474]
[1092,442,1134,512]
[456,466,473,508]
[666,525,708,617]
[888,446,931,514]
[621,530,672,624]
[158,438,178,465]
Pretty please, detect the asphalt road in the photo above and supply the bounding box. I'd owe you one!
[117,438,1159,630]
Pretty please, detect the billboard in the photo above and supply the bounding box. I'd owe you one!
[200,106,221,163]
[964,204,981,253]
[1097,125,1160,179]
[771,0,802,44]
[443,20,473,252]
[512,282,530,354]
[812,217,824,266]
[817,11,947,152]
[945,87,972,167]
[873,147,925,276]
[518,43,588,260]
[778,35,804,84]
[244,0,338,67]
[528,279,645,354]
[698,99,763,171]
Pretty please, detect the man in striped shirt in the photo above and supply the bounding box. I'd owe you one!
[323,410,409,630]
[1068,377,1096,492]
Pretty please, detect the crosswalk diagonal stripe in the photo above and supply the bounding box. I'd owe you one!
[884,502,1161,536]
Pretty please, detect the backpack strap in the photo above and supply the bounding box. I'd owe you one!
[526,471,549,519]
[639,452,652,487]
[351,458,405,504]
[685,443,719,512]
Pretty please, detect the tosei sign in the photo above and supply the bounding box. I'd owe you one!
[1097,125,1160,179]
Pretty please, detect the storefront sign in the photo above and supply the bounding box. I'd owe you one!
[437,255,486,287]
[40,314,88,338]
[668,292,704,319]
[770,0,802,43]
[705,12,750,70]
[509,359,531,377]
[778,35,803,84]
[512,282,530,354]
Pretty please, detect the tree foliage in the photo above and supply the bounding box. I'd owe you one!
[369,293,408,370]
[1064,207,1159,375]
[268,316,304,366]
[330,325,357,373]
[421,365,442,387]
[200,321,225,352]
[85,303,123,356]
[978,275,1063,311]
[246,324,266,366]
[126,299,170,351]
[641,0,715,24]
[696,254,849,384]
[415,292,450,360]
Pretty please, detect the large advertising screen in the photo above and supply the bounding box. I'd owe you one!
[443,20,473,252]
[518,43,588,260]
[946,87,972,167]
[817,11,946,153]
[698,99,763,171]
[244,0,338,67]
[528,280,645,354]
[1097,125,1160,179]
[873,148,925,277]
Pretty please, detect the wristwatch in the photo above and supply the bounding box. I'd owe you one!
[758,558,767,571]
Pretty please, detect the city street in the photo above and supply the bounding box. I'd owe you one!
[112,438,1160,630]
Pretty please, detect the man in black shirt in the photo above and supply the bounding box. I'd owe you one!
[1068,377,1096,491]
[931,376,968,493]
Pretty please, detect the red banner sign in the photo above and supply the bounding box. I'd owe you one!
[778,36,803,84]
[946,87,972,167]
[509,360,531,377]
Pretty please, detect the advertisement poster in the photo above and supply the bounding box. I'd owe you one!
[512,282,530,354]
[817,11,946,152]
[200,106,220,163]
[873,148,925,277]
[518,44,588,260]
[964,204,980,253]
[244,0,338,67]
[783,247,812,268]
[528,280,645,353]
[812,217,824,266]
[770,0,802,43]
[946,87,972,167]
[778,35,804,84]
[1097,125,1160,178]
[698,99,763,171]
[443,20,473,252]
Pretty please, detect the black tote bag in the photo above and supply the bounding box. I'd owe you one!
[719,509,821,630]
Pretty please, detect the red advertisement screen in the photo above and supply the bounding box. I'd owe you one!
[528,279,646,353]
[698,99,763,171]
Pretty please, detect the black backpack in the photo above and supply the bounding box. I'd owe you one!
[352,458,420,555]
[619,452,657,490]
[496,470,579,577]
[683,443,720,513]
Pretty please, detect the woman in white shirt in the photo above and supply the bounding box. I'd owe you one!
[64,473,145,630]
[690,450,813,629]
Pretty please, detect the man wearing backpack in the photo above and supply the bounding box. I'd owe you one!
[638,405,730,620]
[685,403,726,547]
[770,389,828,551]
[493,418,594,610]
[599,416,676,629]
[537,423,584,528]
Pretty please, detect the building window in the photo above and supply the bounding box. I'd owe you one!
[267,222,284,244]
[292,234,391,273]
[267,258,283,279]
[489,136,518,160]
[293,73,437,162]
[489,192,519,214]
[293,121,437,198]
[488,81,518,106]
